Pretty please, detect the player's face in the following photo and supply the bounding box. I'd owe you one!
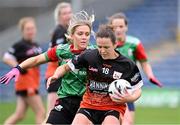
[22,21,36,41]
[111,18,128,41]
[59,6,72,26]
[71,25,90,50]
[96,37,117,60]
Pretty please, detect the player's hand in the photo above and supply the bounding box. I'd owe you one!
[149,77,163,88]
[110,89,131,104]
[46,76,58,89]
[0,66,21,85]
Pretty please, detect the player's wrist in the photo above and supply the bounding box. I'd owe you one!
[15,65,27,74]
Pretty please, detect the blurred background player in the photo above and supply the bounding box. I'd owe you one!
[2,17,45,125]
[108,12,163,125]
[45,2,72,115]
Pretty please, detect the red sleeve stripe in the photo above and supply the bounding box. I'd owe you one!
[135,42,148,61]
[47,46,58,61]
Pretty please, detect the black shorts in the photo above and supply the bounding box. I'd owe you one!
[16,89,39,97]
[77,108,120,124]
[127,102,135,111]
[45,78,61,93]
[46,96,82,124]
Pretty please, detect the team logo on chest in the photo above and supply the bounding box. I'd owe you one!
[113,71,122,79]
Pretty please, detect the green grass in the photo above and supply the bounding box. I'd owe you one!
[0,102,36,124]
[0,102,180,124]
[135,106,180,124]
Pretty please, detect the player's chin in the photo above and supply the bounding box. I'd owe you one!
[79,43,88,49]
[101,56,109,60]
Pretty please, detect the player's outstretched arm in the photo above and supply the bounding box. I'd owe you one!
[19,53,47,69]
[0,53,47,85]
[140,61,163,87]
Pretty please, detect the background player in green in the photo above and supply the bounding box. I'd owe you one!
[108,12,163,125]
[0,11,95,124]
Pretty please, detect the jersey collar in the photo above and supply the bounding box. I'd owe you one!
[70,44,85,54]
[116,41,125,47]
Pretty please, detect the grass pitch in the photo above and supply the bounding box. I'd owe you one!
[0,102,179,124]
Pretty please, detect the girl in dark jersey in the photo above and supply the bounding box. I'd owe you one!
[47,25,143,125]
[2,17,45,124]
[45,2,73,116]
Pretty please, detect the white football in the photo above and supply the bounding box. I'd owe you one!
[108,79,132,98]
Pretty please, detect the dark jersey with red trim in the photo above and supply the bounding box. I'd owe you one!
[68,49,143,113]
[6,39,42,91]
[8,39,42,63]
[116,35,147,62]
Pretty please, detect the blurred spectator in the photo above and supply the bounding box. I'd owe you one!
[2,17,45,124]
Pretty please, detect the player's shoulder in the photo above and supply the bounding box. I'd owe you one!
[86,48,97,53]
[81,48,98,58]
[54,25,66,33]
[126,35,141,45]
[119,54,136,67]
[12,39,28,49]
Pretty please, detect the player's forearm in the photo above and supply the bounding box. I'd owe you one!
[19,53,47,69]
[3,58,18,67]
[127,88,142,102]
[53,64,71,78]
[140,61,154,79]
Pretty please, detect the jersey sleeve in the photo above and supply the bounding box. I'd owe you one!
[67,51,88,71]
[45,46,58,61]
[127,65,143,91]
[134,42,148,62]
[5,43,19,60]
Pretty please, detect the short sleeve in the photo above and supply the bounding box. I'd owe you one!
[135,42,148,62]
[127,65,143,91]
[45,46,58,61]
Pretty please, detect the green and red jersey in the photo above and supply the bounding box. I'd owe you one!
[116,35,147,62]
[45,43,95,98]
